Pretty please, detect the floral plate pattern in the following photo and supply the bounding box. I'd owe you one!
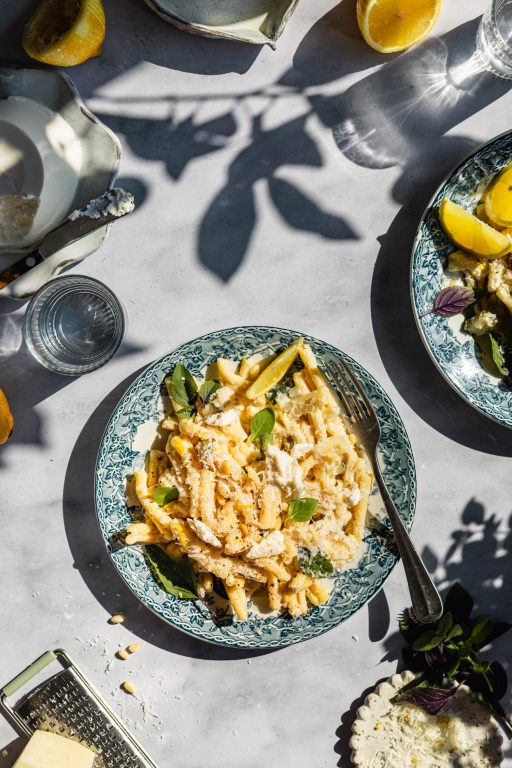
[95,327,416,649]
[411,131,512,429]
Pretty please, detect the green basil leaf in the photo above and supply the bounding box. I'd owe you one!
[288,498,319,522]
[176,406,195,421]
[145,544,198,600]
[250,407,275,443]
[437,611,453,637]
[412,630,441,652]
[489,333,509,376]
[297,547,334,578]
[199,379,221,404]
[170,363,198,406]
[153,486,179,505]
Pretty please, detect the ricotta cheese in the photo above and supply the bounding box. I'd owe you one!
[187,518,222,548]
[247,530,285,559]
[344,485,361,507]
[266,445,304,497]
[69,188,134,220]
[205,408,237,427]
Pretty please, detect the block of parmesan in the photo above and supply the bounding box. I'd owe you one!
[13,730,95,768]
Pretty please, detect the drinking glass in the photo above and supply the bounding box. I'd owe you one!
[476,0,512,79]
[24,275,125,375]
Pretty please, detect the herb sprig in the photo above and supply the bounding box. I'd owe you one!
[393,583,512,729]
[166,364,220,420]
[249,407,275,451]
[145,545,232,627]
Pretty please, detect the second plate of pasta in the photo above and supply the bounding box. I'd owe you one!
[95,327,416,648]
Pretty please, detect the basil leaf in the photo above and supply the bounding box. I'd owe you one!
[412,630,442,652]
[153,486,179,505]
[249,407,275,444]
[489,333,509,376]
[392,680,458,715]
[199,379,221,404]
[176,406,195,421]
[170,363,198,406]
[288,498,319,522]
[145,544,198,600]
[297,547,334,578]
[429,286,475,318]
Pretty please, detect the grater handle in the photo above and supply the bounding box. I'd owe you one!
[2,651,57,699]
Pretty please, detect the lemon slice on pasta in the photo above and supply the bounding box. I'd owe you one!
[245,338,303,400]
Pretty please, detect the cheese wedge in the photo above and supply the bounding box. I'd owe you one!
[13,730,95,768]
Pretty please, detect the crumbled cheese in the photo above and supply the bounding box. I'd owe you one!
[464,311,498,336]
[69,188,134,220]
[205,408,237,427]
[247,530,285,559]
[291,442,315,459]
[187,518,222,548]
[196,439,215,469]
[266,445,304,497]
[214,386,234,407]
[344,485,361,507]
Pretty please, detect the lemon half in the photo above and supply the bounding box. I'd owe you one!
[357,0,441,54]
[484,163,512,228]
[0,388,13,445]
[245,339,303,400]
[23,0,106,67]
[439,198,511,260]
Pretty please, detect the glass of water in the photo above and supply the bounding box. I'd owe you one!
[476,0,512,79]
[24,275,125,375]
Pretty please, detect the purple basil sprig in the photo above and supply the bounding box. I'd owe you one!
[422,286,475,318]
[392,680,459,715]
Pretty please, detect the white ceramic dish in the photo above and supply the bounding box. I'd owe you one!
[144,0,301,47]
[0,66,121,300]
[350,671,503,768]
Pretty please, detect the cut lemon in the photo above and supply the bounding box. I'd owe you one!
[439,198,511,260]
[484,163,512,227]
[357,0,441,54]
[245,339,304,400]
[23,0,106,67]
[0,387,13,445]
[475,202,503,231]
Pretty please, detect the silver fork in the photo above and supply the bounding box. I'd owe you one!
[325,356,443,624]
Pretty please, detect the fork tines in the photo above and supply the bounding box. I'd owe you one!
[325,357,372,422]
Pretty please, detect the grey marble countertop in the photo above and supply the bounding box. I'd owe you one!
[1,0,512,765]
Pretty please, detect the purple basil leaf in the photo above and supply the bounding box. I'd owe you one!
[393,684,458,715]
[427,286,475,318]
[425,642,447,669]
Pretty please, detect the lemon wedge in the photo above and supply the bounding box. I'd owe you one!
[23,0,106,67]
[357,0,441,53]
[484,163,512,227]
[439,198,511,260]
[245,339,304,400]
[0,387,13,445]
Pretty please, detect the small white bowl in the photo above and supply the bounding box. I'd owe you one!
[0,66,121,300]
[144,0,301,48]
[350,671,503,768]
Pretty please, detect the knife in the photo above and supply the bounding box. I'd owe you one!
[0,188,134,289]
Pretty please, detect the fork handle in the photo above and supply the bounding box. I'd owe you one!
[373,460,443,624]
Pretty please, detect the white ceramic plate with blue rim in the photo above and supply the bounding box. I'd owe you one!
[95,326,416,649]
[411,131,512,429]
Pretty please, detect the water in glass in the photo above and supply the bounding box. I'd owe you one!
[477,0,512,79]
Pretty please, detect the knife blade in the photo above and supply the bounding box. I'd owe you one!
[0,192,134,289]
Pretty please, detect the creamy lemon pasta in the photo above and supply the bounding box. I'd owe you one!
[126,339,373,620]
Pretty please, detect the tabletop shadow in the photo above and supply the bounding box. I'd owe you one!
[367,588,391,643]
[62,367,276,661]
[371,135,512,456]
[380,498,512,728]
[0,736,25,768]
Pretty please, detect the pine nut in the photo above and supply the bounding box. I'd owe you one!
[117,648,129,660]
[122,680,136,695]
[109,613,125,624]
[127,642,141,654]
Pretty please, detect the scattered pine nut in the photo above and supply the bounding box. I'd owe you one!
[109,613,125,624]
[117,648,130,660]
[127,642,141,654]
[122,680,136,695]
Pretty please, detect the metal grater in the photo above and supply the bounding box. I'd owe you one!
[0,649,159,768]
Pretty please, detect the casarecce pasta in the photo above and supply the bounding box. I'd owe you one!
[126,340,373,620]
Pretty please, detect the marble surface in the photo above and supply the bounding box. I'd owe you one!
[1,1,512,766]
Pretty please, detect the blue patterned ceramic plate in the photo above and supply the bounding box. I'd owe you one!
[95,327,416,648]
[411,132,512,429]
